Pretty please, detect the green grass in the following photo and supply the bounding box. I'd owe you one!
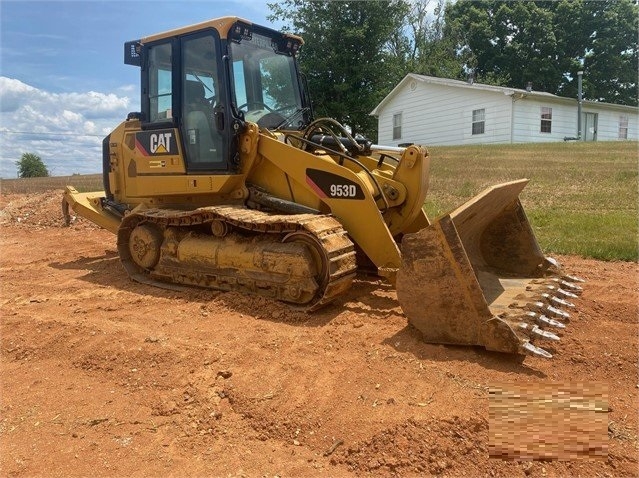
[423,141,638,262]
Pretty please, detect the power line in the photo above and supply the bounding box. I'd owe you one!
[0,130,103,138]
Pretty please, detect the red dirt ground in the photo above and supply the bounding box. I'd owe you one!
[1,191,637,477]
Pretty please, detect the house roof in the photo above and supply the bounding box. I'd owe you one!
[370,73,638,116]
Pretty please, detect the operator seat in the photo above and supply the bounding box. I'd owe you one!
[184,80,219,163]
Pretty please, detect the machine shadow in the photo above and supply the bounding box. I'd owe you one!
[298,281,556,373]
[339,276,402,317]
[49,252,213,304]
[344,277,548,376]
[48,256,554,371]
[382,326,548,377]
[48,251,337,327]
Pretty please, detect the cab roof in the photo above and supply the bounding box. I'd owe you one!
[140,16,303,44]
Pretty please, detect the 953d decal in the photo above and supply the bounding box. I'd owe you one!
[306,168,365,200]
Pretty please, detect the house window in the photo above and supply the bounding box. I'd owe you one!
[472,109,485,135]
[540,107,552,133]
[392,113,402,140]
[619,115,629,139]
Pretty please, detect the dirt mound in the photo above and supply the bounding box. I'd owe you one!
[1,191,637,477]
[333,416,489,475]
[0,190,98,229]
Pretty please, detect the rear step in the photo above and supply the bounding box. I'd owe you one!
[62,186,121,234]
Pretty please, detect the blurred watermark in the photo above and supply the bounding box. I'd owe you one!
[489,382,608,460]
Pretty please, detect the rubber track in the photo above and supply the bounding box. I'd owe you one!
[118,205,357,310]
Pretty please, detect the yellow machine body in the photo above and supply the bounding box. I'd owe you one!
[63,17,582,359]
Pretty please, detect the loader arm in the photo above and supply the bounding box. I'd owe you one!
[248,131,431,279]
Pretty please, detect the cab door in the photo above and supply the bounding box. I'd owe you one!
[180,31,230,172]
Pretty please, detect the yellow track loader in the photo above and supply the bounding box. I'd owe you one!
[63,17,582,359]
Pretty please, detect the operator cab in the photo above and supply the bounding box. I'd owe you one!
[125,18,311,174]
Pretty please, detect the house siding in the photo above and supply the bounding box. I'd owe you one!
[512,100,577,143]
[377,81,512,146]
[586,107,639,141]
[374,74,639,146]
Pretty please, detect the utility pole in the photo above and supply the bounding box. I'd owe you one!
[577,70,583,140]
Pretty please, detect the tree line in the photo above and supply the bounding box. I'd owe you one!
[268,0,638,138]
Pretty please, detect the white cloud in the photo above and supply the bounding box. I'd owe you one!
[84,120,97,134]
[0,77,134,177]
[0,77,38,113]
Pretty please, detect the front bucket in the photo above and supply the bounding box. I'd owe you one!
[396,180,582,358]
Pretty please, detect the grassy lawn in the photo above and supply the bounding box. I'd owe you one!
[424,141,638,262]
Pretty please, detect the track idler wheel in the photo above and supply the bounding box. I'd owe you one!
[128,223,163,270]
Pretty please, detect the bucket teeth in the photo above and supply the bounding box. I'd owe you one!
[532,325,560,341]
[523,311,566,329]
[546,305,570,320]
[486,272,583,359]
[552,278,583,295]
[541,293,575,308]
[517,322,560,341]
[520,341,553,359]
[562,274,585,283]
[545,285,579,299]
[530,301,571,320]
[513,275,581,359]
[544,256,561,270]
[558,288,579,299]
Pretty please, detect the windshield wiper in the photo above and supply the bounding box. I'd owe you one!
[275,107,310,131]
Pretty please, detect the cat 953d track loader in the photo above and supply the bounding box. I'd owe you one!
[63,17,583,359]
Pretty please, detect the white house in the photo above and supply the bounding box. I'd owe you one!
[371,74,638,146]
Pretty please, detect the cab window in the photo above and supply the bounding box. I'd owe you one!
[230,31,303,129]
[181,33,226,168]
[148,43,173,123]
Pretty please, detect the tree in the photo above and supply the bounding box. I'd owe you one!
[565,0,639,105]
[268,0,409,138]
[443,0,638,106]
[16,153,49,178]
[389,0,464,79]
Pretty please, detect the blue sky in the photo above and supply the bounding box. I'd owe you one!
[0,0,282,178]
